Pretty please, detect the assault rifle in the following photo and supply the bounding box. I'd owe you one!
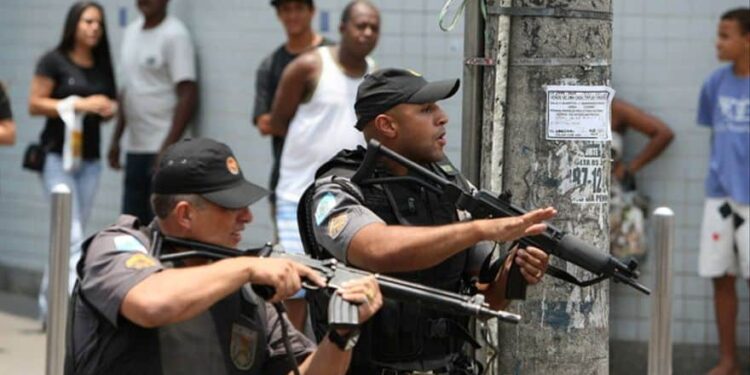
[350,139,651,298]
[153,233,521,329]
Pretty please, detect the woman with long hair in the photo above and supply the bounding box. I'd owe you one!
[28,1,116,325]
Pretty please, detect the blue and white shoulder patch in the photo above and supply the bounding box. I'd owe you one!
[315,193,337,225]
[113,235,147,253]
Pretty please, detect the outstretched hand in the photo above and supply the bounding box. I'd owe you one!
[480,207,557,243]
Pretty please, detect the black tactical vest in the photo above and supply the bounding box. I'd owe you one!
[68,216,269,375]
[302,148,474,373]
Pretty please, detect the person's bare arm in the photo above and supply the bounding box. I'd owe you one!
[347,207,557,273]
[121,257,325,328]
[612,99,674,178]
[252,57,273,136]
[268,53,320,137]
[29,75,116,118]
[107,98,127,169]
[0,119,16,145]
[294,337,351,375]
[159,80,197,153]
[28,75,61,117]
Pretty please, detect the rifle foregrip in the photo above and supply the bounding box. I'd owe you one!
[351,140,382,183]
[557,233,610,274]
[505,256,528,300]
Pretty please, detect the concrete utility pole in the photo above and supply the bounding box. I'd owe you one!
[477,0,613,373]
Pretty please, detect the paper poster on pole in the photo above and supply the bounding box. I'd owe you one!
[545,85,615,141]
[554,143,610,205]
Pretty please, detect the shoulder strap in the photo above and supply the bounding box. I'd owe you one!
[313,147,365,180]
[298,148,365,259]
[433,156,473,191]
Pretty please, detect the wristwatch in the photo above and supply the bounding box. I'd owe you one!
[327,329,360,351]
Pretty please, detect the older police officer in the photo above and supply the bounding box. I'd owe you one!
[69,138,382,375]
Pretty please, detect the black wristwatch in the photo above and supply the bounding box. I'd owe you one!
[327,329,360,351]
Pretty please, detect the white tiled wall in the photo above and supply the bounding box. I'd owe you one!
[0,0,465,267]
[3,0,746,348]
[610,0,750,346]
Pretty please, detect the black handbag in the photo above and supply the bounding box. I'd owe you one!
[22,143,47,172]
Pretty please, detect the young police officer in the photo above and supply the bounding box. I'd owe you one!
[305,69,556,374]
[69,138,382,374]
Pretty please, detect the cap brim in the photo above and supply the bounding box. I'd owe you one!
[407,79,460,104]
[201,180,269,209]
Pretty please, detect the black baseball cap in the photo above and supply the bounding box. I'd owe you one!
[354,68,460,130]
[270,0,314,7]
[152,138,269,209]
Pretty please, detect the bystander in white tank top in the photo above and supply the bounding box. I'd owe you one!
[275,46,373,203]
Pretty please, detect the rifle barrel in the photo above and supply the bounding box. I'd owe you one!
[376,279,520,323]
[277,253,520,323]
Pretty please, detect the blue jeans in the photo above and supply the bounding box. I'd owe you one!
[122,153,156,224]
[276,197,305,299]
[38,153,101,323]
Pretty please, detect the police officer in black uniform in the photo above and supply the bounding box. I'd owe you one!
[69,137,383,375]
[303,69,557,374]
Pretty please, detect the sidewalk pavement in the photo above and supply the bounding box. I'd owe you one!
[0,291,45,375]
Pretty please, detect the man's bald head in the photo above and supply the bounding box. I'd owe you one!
[340,0,378,25]
[338,0,379,59]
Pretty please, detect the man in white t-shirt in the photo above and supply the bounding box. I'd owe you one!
[108,0,198,225]
[267,0,379,333]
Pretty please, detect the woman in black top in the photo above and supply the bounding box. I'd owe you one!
[27,1,116,324]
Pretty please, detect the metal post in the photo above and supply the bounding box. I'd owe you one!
[480,0,511,193]
[46,184,72,375]
[460,0,485,185]
[648,207,674,375]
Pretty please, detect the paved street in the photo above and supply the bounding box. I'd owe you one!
[0,292,45,375]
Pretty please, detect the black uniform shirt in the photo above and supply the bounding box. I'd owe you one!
[34,49,116,159]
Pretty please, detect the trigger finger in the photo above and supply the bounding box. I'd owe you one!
[296,264,326,287]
